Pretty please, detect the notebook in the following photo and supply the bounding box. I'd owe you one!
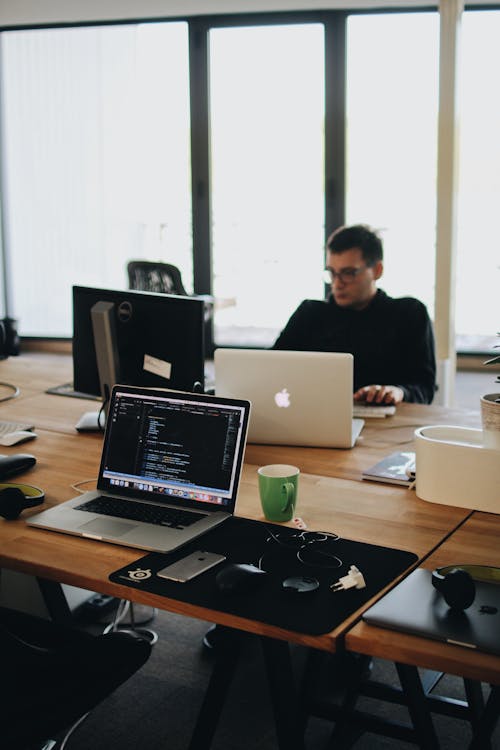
[28,385,251,553]
[363,568,500,656]
[214,349,364,448]
[362,451,415,486]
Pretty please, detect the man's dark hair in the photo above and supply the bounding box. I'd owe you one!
[326,224,383,265]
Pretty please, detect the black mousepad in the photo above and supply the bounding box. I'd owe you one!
[109,516,418,636]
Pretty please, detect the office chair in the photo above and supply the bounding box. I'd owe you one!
[0,605,151,750]
[127,260,188,296]
[127,258,215,357]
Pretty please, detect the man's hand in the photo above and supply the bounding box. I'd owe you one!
[353,384,405,405]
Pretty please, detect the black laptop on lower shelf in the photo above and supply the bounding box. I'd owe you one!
[363,567,500,656]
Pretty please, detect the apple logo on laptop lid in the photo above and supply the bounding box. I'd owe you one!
[274,388,290,408]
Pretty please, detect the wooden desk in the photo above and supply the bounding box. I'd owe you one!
[346,512,500,685]
[0,352,479,648]
[0,449,469,650]
[0,352,489,748]
[0,392,102,434]
[0,351,75,396]
[345,513,500,749]
[0,351,100,433]
[245,401,480,481]
[0,349,481,444]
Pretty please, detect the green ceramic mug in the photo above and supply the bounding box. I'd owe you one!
[257,464,300,522]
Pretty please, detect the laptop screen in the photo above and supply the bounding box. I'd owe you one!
[97,386,250,512]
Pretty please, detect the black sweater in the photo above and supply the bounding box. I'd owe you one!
[273,290,436,404]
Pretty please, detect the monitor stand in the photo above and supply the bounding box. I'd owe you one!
[75,300,119,432]
[46,383,101,400]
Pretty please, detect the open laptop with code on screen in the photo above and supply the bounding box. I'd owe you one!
[28,385,250,553]
[215,349,363,448]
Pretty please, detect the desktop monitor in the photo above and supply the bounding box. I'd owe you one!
[72,285,205,397]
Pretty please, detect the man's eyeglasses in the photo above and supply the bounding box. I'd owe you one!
[323,266,369,284]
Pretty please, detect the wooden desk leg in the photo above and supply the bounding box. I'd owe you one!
[468,685,500,750]
[188,627,242,750]
[395,662,439,750]
[260,636,305,750]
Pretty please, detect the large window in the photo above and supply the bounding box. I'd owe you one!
[1,8,499,352]
[1,22,191,336]
[345,12,439,319]
[209,23,325,347]
[456,10,500,345]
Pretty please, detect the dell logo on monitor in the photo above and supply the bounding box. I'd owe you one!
[117,301,133,323]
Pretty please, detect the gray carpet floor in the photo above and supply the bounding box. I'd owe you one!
[60,604,499,750]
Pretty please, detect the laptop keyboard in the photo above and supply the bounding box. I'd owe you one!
[352,404,396,418]
[75,496,204,529]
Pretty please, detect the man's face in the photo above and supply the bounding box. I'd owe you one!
[326,247,382,310]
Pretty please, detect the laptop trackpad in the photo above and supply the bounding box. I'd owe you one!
[78,519,138,536]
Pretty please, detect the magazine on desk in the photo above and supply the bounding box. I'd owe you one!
[362,451,415,487]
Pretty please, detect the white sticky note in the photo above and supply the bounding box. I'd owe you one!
[143,354,172,381]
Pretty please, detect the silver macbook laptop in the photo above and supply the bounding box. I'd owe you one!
[363,568,500,657]
[215,349,363,448]
[28,385,250,553]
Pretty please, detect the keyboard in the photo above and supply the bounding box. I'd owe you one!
[353,404,396,419]
[0,420,35,436]
[75,496,204,529]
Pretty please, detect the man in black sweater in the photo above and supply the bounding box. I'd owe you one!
[273,224,436,404]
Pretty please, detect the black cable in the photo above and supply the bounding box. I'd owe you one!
[97,386,111,432]
[97,402,106,432]
[258,527,343,572]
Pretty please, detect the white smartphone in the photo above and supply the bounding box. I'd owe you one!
[157,550,226,583]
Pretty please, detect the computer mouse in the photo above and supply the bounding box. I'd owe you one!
[0,453,37,479]
[215,563,267,595]
[0,431,37,447]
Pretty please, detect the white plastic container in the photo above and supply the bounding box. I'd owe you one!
[415,425,500,514]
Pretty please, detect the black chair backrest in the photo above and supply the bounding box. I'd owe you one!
[127,260,187,296]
